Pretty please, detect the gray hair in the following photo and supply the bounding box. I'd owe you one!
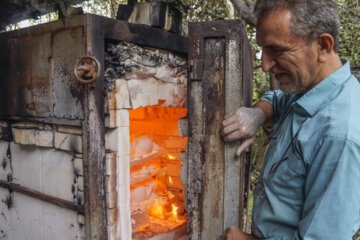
[254,0,340,52]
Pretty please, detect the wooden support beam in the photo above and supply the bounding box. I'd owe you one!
[82,14,107,240]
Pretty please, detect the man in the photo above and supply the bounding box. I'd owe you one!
[221,0,360,239]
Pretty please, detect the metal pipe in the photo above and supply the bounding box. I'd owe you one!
[0,180,84,214]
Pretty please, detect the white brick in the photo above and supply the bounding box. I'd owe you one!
[106,152,117,176]
[74,153,83,159]
[77,176,84,192]
[107,224,120,240]
[12,121,43,129]
[78,214,85,225]
[178,118,188,137]
[57,126,82,135]
[34,130,54,148]
[106,190,118,209]
[174,84,187,107]
[105,109,129,128]
[107,79,131,110]
[43,124,53,130]
[118,155,130,188]
[127,78,159,109]
[106,174,117,193]
[73,158,83,176]
[115,79,132,109]
[105,127,130,155]
[13,128,35,145]
[107,208,119,226]
[54,132,82,153]
[179,151,187,163]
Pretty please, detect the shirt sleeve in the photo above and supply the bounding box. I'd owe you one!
[291,136,360,239]
[260,90,295,124]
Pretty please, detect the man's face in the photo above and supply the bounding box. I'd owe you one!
[256,8,320,94]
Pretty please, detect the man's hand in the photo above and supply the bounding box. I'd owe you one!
[222,227,260,240]
[221,107,266,156]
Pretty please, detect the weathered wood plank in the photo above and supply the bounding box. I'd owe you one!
[202,37,226,240]
[187,80,205,240]
[82,14,107,240]
[224,39,243,229]
[187,20,253,239]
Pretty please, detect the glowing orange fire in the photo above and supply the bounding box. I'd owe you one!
[129,105,187,237]
[147,196,186,224]
[168,176,173,185]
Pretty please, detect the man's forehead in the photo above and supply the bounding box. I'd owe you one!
[257,8,292,32]
[256,8,293,45]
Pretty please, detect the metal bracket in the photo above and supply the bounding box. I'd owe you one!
[74,56,101,84]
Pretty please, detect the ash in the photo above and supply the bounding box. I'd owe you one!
[104,41,187,91]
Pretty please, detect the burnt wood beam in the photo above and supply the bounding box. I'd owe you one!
[81,14,107,240]
[0,180,84,214]
[187,20,253,239]
[103,16,187,55]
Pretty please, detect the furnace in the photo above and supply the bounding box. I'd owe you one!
[0,13,253,240]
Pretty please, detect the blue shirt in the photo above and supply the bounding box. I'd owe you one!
[252,59,360,240]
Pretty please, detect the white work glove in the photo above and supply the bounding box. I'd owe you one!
[221,107,266,156]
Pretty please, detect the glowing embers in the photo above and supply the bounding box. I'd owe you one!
[129,105,187,239]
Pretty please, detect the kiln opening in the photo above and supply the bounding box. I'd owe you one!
[129,105,187,239]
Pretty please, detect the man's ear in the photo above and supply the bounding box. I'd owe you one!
[317,33,335,63]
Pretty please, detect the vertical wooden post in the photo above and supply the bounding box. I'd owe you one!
[82,15,108,240]
[187,20,253,240]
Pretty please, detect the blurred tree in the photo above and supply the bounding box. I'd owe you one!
[337,0,360,69]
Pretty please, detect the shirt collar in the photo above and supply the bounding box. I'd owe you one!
[293,59,352,117]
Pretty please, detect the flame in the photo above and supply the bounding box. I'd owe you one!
[168,176,173,185]
[149,199,165,219]
[171,203,178,218]
[168,191,175,199]
[168,154,175,160]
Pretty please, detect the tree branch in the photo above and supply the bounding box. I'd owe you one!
[229,0,256,26]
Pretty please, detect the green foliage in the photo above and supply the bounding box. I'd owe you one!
[181,0,232,35]
[77,0,126,17]
[336,0,360,69]
[245,24,270,104]
[183,0,231,22]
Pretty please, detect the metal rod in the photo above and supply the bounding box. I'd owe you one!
[0,180,84,214]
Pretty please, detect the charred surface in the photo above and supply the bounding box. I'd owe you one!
[187,20,253,239]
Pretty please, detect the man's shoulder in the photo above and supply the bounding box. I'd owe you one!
[315,76,360,143]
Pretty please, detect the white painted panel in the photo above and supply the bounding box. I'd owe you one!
[10,143,76,202]
[0,190,84,240]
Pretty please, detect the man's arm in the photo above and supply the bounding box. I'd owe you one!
[221,100,273,156]
[254,100,274,126]
[223,227,263,240]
